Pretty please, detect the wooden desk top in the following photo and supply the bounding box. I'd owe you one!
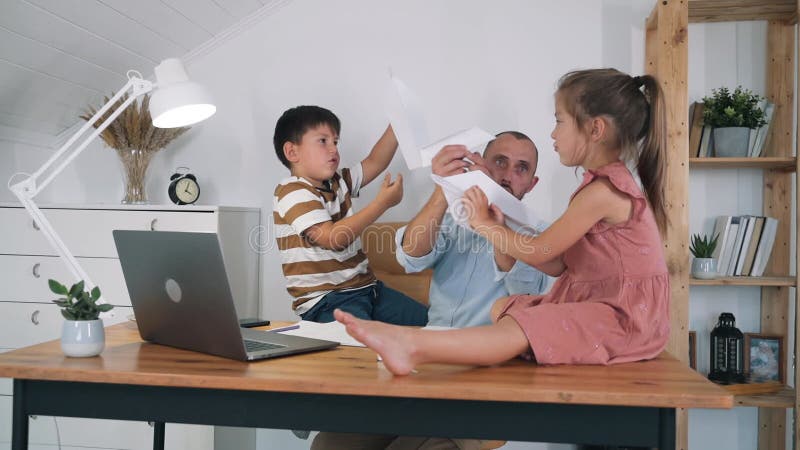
[0,323,732,410]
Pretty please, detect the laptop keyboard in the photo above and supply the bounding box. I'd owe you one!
[244,339,284,353]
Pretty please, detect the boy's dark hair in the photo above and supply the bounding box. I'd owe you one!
[273,105,341,169]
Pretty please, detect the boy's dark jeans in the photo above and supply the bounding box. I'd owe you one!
[301,281,428,326]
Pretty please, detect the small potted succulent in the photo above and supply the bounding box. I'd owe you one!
[702,86,766,157]
[690,233,719,279]
[49,279,114,357]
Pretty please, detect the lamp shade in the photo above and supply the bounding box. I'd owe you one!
[150,58,216,128]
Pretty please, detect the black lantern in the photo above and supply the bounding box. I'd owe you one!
[708,312,745,384]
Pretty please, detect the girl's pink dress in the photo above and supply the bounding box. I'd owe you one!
[499,161,670,365]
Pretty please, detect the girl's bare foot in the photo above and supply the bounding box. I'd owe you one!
[333,309,418,375]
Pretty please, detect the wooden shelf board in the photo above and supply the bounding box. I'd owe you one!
[690,276,797,287]
[689,157,797,170]
[734,386,796,408]
[689,1,796,23]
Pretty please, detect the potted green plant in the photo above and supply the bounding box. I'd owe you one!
[49,279,114,357]
[702,86,766,157]
[690,233,719,279]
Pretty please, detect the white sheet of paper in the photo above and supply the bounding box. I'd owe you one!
[431,170,545,232]
[275,320,365,347]
[385,73,495,169]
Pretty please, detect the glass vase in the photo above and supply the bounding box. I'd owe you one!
[117,148,154,204]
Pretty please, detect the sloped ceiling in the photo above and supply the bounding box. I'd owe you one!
[0,0,287,146]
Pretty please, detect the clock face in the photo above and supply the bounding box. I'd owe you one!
[175,177,199,204]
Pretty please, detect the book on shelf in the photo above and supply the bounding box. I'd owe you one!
[740,216,765,276]
[711,216,732,263]
[750,217,778,277]
[689,102,705,157]
[726,216,748,276]
[698,126,713,158]
[749,101,774,158]
[717,216,740,275]
[734,216,756,276]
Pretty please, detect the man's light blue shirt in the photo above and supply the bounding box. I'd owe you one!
[395,214,550,328]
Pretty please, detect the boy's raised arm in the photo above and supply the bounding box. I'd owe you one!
[305,173,403,251]
[360,125,398,187]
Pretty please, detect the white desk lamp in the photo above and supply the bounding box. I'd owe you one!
[8,58,216,309]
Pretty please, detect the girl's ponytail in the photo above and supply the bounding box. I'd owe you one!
[637,75,667,235]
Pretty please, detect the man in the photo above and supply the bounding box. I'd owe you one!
[396,131,550,328]
[310,132,550,450]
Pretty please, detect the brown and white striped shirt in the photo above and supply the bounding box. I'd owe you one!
[273,164,376,313]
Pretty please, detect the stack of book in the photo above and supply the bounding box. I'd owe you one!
[709,215,779,277]
[688,101,775,158]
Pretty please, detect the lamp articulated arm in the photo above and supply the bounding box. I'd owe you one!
[9,72,154,312]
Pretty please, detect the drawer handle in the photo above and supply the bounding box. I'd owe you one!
[31,310,40,325]
[32,263,41,278]
[32,220,40,231]
[150,218,157,231]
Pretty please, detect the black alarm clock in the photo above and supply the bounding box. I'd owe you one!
[168,167,200,205]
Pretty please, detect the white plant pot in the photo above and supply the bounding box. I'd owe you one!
[61,319,105,357]
[691,257,717,280]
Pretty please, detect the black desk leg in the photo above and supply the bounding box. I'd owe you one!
[12,380,29,450]
[659,408,676,450]
[152,421,165,450]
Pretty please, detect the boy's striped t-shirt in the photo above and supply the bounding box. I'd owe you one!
[273,164,375,313]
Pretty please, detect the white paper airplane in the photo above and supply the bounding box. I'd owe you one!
[431,170,546,233]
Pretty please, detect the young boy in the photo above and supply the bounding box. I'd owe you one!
[272,105,428,325]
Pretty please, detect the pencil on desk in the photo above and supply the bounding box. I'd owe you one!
[270,324,300,333]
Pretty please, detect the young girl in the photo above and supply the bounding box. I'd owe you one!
[334,68,670,375]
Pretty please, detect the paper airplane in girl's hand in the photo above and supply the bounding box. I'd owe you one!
[385,73,495,170]
[431,170,546,233]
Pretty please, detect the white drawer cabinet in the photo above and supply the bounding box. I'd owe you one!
[0,256,130,306]
[0,204,261,317]
[0,203,261,450]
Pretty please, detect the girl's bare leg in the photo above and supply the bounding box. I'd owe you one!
[334,308,530,376]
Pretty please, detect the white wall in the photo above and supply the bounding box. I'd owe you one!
[5,1,795,450]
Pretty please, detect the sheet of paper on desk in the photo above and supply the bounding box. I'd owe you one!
[385,73,495,170]
[432,170,546,233]
[276,320,365,347]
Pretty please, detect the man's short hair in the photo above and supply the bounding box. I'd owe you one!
[273,105,341,169]
[486,131,539,173]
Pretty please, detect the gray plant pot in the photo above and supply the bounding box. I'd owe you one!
[713,127,750,157]
[691,257,717,279]
[61,319,105,357]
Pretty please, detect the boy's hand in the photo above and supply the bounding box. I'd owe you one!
[376,173,403,209]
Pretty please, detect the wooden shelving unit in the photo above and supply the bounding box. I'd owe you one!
[690,276,797,287]
[647,1,799,449]
[688,0,797,23]
[735,387,796,408]
[689,156,797,170]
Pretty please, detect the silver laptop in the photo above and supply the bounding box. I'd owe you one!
[112,230,338,361]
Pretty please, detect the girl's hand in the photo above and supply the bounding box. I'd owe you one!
[462,186,505,231]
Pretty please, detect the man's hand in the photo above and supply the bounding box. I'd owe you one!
[431,145,488,177]
[375,173,403,209]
